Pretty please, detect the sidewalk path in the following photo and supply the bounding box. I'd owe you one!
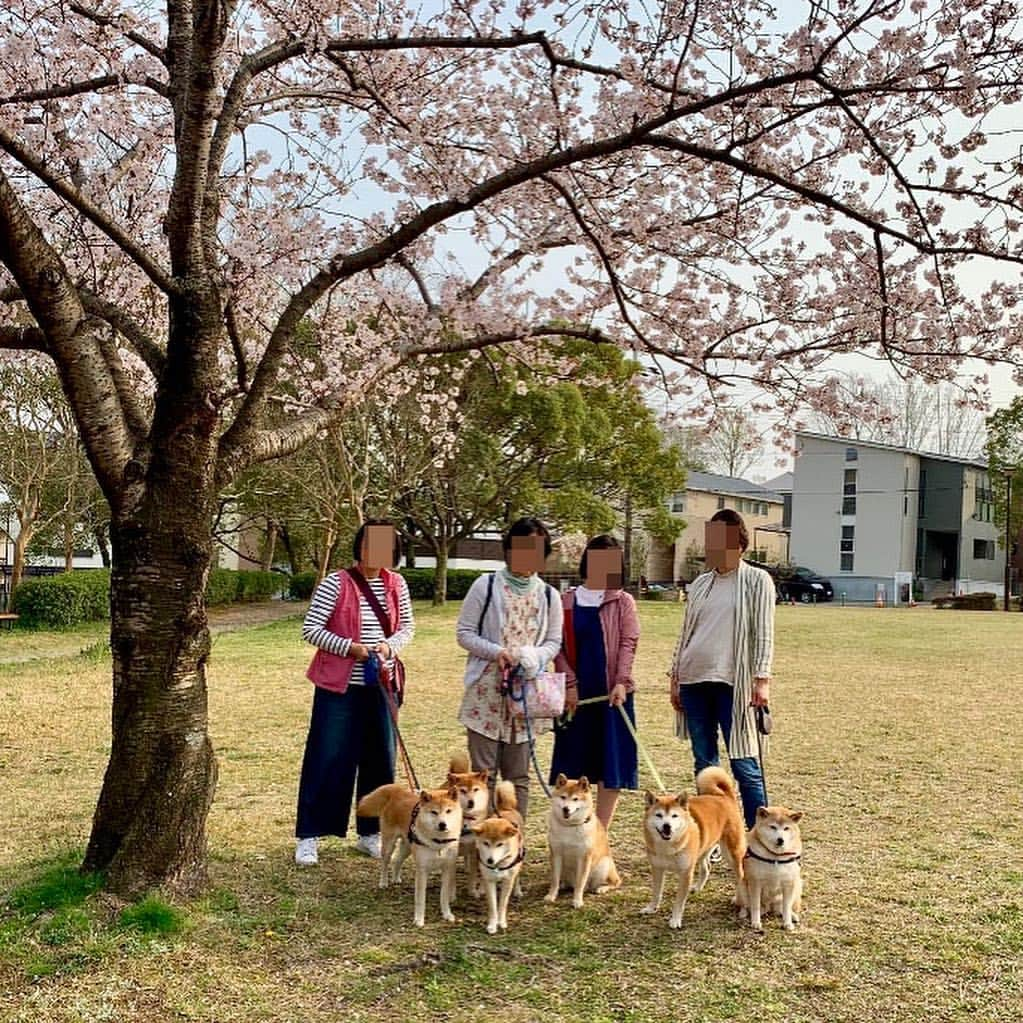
[0,600,308,666]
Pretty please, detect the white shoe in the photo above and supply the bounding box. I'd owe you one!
[295,837,319,866]
[709,844,722,864]
[354,834,382,859]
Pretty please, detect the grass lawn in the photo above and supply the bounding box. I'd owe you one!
[1,602,1021,1022]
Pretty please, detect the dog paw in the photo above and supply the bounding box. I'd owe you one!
[572,898,585,910]
[668,915,683,930]
[639,904,657,915]
[543,892,558,904]
[414,918,425,929]
[783,921,797,932]
[442,911,456,923]
[486,922,499,935]
[499,921,507,931]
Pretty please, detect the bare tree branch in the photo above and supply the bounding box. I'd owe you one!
[67,2,167,64]
[0,128,176,294]
[0,324,47,351]
[0,74,169,105]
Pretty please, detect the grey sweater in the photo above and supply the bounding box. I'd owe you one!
[455,572,564,687]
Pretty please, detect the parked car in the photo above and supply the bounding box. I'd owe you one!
[766,564,834,603]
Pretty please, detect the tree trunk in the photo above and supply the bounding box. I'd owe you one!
[315,526,336,585]
[260,522,277,571]
[93,525,111,567]
[623,491,633,587]
[64,519,75,572]
[433,543,448,606]
[11,522,30,593]
[82,498,218,896]
[279,524,299,575]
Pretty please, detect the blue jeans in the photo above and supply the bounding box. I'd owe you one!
[680,681,766,829]
[296,684,395,839]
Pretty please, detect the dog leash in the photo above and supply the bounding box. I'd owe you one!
[368,652,421,793]
[754,703,770,806]
[502,666,552,799]
[566,694,667,793]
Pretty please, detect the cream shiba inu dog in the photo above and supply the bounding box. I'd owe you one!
[640,766,746,929]
[544,774,621,909]
[447,752,490,898]
[470,781,525,934]
[738,805,804,932]
[357,783,463,927]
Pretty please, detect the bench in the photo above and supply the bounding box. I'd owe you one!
[0,612,19,630]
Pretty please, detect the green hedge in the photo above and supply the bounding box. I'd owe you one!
[11,568,283,628]
[11,570,111,628]
[400,567,487,600]
[933,591,997,611]
[289,571,317,600]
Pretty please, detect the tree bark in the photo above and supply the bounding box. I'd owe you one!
[260,522,277,571]
[433,543,449,606]
[82,495,218,895]
[11,522,31,593]
[64,520,75,572]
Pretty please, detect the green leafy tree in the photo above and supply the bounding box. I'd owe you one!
[985,397,1023,562]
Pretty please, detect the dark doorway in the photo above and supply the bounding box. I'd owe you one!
[924,531,959,582]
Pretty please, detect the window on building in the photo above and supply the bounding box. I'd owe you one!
[669,494,685,513]
[845,447,858,461]
[840,525,854,571]
[973,539,995,560]
[840,553,854,571]
[843,469,857,495]
[717,496,725,510]
[842,496,856,515]
[918,469,927,517]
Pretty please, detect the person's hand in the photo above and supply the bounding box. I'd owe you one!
[496,648,516,671]
[752,676,771,707]
[564,686,579,713]
[375,641,392,660]
[349,642,370,663]
[669,679,682,712]
[609,683,627,707]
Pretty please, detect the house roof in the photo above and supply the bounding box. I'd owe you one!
[686,471,784,503]
[763,471,793,493]
[795,431,987,470]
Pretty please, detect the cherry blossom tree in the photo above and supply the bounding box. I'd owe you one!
[3,1,1023,893]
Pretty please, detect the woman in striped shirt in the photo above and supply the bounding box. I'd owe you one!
[670,509,775,830]
[295,521,415,867]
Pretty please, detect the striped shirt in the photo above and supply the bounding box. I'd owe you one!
[302,572,415,685]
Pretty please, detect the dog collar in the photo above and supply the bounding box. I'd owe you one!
[478,846,526,871]
[407,801,458,847]
[745,847,801,865]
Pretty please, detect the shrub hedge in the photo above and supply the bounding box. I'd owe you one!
[289,570,317,600]
[12,568,284,628]
[932,591,997,611]
[400,567,486,600]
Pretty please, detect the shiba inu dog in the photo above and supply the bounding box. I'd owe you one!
[640,766,746,928]
[356,784,463,927]
[738,805,804,932]
[544,774,621,909]
[470,781,525,934]
[447,752,491,898]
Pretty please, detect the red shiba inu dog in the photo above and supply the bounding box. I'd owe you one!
[447,752,491,898]
[640,766,746,928]
[544,774,621,909]
[738,805,804,932]
[471,781,525,934]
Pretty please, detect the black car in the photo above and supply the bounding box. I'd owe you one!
[766,565,835,604]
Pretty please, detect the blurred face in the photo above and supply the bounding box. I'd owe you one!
[584,547,623,590]
[705,520,744,573]
[506,533,546,576]
[360,524,396,571]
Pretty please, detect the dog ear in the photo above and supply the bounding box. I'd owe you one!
[578,776,590,791]
[478,768,489,783]
[644,790,655,808]
[554,773,568,788]
[419,789,431,803]
[470,822,485,835]
[446,773,457,787]
[756,806,770,820]
[677,792,689,807]
[789,811,803,822]
[447,786,459,801]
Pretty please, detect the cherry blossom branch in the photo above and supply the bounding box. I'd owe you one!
[67,2,167,64]
[394,254,438,312]
[225,300,249,394]
[0,74,168,105]
[0,128,176,294]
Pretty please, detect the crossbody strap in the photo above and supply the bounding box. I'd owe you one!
[347,567,394,636]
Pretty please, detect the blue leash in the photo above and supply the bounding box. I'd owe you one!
[503,667,552,798]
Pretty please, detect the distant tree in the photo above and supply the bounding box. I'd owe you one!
[701,406,765,479]
[985,398,1023,554]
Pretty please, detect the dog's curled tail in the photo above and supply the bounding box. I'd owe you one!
[356,783,404,817]
[494,780,518,813]
[695,766,737,800]
[448,751,471,774]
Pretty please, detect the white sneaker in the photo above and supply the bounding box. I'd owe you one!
[709,844,723,864]
[295,837,319,866]
[354,834,382,859]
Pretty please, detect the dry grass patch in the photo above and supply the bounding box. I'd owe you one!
[1,602,1021,1021]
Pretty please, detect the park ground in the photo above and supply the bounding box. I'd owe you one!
[1,601,1021,1022]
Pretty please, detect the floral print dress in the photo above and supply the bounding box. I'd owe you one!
[458,580,548,742]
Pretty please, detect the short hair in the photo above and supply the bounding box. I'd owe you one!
[579,534,621,579]
[502,517,553,559]
[353,519,402,565]
[709,508,749,551]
